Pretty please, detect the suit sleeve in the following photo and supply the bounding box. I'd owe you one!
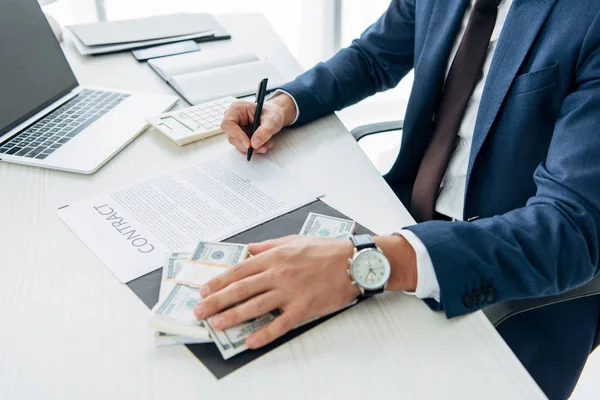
[279,0,416,126]
[405,11,600,318]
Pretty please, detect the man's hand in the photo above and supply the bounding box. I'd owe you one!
[193,235,359,349]
[193,234,417,349]
[220,92,297,155]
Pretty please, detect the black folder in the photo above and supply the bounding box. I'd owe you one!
[127,199,374,379]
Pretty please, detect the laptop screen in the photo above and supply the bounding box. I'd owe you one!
[0,0,78,139]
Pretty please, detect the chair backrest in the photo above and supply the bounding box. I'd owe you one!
[484,276,600,329]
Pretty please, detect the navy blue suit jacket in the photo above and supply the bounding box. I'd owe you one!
[281,0,600,318]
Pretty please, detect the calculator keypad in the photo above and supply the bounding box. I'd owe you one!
[179,97,235,131]
[146,96,238,146]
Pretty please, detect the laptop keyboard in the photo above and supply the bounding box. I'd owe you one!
[0,89,130,160]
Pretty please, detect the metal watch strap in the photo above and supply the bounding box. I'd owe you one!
[350,234,384,298]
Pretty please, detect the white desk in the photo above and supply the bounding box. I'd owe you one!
[0,12,546,400]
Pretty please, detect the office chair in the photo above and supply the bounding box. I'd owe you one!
[350,120,403,142]
[350,120,600,350]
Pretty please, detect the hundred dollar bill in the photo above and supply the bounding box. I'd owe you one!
[174,261,227,288]
[189,241,249,267]
[158,279,177,304]
[299,213,356,238]
[154,278,211,345]
[163,252,191,281]
[148,283,209,340]
[205,312,276,360]
[160,252,191,299]
[153,331,211,346]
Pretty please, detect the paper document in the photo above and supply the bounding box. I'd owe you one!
[67,29,215,56]
[57,151,319,282]
[67,13,219,46]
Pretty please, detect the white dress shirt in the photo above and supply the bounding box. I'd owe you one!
[284,0,514,302]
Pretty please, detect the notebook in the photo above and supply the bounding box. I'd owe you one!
[148,51,286,104]
[69,13,218,46]
[66,13,231,55]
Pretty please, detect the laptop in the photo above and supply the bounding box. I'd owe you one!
[0,0,178,174]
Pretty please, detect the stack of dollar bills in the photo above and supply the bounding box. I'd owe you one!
[149,212,356,359]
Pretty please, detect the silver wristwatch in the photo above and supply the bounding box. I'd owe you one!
[347,234,391,298]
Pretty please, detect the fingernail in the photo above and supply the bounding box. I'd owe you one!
[258,148,267,154]
[243,141,250,149]
[252,139,262,148]
[212,316,224,329]
[194,304,205,318]
[246,335,258,348]
[200,285,209,297]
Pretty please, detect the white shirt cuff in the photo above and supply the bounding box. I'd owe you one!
[397,230,441,302]
[269,89,299,125]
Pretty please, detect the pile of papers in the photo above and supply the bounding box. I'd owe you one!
[149,212,356,359]
[65,13,224,55]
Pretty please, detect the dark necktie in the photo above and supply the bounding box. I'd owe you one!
[410,0,503,222]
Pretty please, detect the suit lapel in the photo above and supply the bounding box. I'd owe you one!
[413,0,469,92]
[465,0,558,187]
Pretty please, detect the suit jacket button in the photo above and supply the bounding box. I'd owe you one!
[463,293,475,308]
[476,291,486,304]
[485,287,497,302]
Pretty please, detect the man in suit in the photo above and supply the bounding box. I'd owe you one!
[193,1,600,398]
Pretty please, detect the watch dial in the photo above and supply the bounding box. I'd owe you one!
[351,249,391,290]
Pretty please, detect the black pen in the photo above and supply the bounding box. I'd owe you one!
[247,78,269,161]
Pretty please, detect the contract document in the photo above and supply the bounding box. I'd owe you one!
[57,152,319,282]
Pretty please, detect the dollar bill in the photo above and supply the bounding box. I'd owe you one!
[152,242,247,345]
[160,252,191,299]
[148,283,209,340]
[205,312,277,360]
[154,255,199,345]
[173,261,227,288]
[299,213,356,238]
[153,331,211,346]
[162,252,191,281]
[158,279,177,304]
[189,241,249,267]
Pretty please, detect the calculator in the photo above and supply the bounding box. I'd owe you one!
[146,96,237,146]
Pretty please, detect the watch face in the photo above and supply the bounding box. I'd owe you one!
[350,249,391,290]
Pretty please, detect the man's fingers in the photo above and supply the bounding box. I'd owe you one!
[250,119,278,149]
[248,235,300,255]
[256,140,274,154]
[209,290,281,330]
[194,272,272,319]
[221,119,251,149]
[245,307,304,349]
[200,256,264,297]
[227,135,248,154]
[221,101,256,149]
